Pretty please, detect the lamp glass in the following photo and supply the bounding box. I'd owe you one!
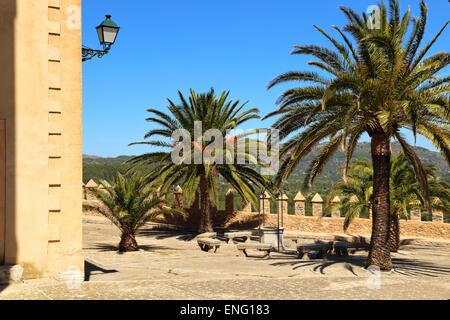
[102,26,119,44]
[96,26,104,44]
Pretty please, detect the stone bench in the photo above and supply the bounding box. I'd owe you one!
[296,242,333,259]
[348,242,369,254]
[196,232,217,239]
[292,234,336,243]
[197,238,222,253]
[0,265,23,283]
[224,231,252,244]
[333,241,349,256]
[332,242,369,256]
[236,243,273,258]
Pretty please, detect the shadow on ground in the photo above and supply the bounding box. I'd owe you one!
[391,258,450,277]
[267,250,450,277]
[87,243,176,253]
[267,252,365,275]
[137,229,198,242]
[84,261,118,281]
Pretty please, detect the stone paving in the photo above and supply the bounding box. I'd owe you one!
[1,219,449,300]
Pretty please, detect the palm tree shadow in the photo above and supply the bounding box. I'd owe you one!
[268,252,450,278]
[269,253,366,274]
[137,229,198,242]
[392,258,450,277]
[84,261,118,281]
[312,260,360,275]
[89,243,175,253]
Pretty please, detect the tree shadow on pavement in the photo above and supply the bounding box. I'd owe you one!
[268,251,450,277]
[392,258,450,277]
[87,243,175,253]
[268,253,365,274]
[137,229,198,242]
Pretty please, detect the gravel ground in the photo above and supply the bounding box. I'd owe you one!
[1,220,449,300]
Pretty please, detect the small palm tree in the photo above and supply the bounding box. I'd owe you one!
[265,0,449,269]
[326,158,373,232]
[427,179,450,220]
[388,153,423,251]
[128,89,270,233]
[84,173,181,252]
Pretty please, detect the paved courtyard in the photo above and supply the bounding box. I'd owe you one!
[1,218,450,300]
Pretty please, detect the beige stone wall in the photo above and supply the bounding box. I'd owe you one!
[46,0,83,275]
[0,0,83,277]
[110,207,448,240]
[0,121,5,264]
[84,188,450,240]
[254,214,450,240]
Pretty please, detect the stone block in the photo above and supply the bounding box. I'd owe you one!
[0,265,23,283]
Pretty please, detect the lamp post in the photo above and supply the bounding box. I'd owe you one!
[258,181,273,236]
[275,191,280,252]
[259,189,264,236]
[82,15,120,62]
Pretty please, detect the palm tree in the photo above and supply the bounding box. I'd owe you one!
[327,153,450,252]
[426,179,450,221]
[388,153,423,251]
[265,0,449,269]
[128,89,270,233]
[326,158,373,232]
[84,173,180,252]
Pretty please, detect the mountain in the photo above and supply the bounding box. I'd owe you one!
[83,155,133,183]
[83,142,448,183]
[83,154,134,166]
[285,142,449,188]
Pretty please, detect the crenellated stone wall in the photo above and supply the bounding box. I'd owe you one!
[83,185,449,239]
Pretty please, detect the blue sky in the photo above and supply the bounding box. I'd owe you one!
[82,0,449,157]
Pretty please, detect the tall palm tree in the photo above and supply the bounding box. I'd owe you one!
[128,89,270,233]
[265,0,449,269]
[84,173,180,252]
[327,153,450,252]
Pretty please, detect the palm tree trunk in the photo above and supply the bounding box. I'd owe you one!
[366,131,393,270]
[198,174,213,233]
[389,211,400,252]
[119,233,138,252]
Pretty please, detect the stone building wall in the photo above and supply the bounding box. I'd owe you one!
[0,0,83,278]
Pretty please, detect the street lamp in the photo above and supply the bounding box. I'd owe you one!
[82,15,120,62]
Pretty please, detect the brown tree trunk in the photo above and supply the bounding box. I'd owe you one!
[389,211,400,252]
[198,174,213,233]
[119,233,138,252]
[366,131,393,270]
